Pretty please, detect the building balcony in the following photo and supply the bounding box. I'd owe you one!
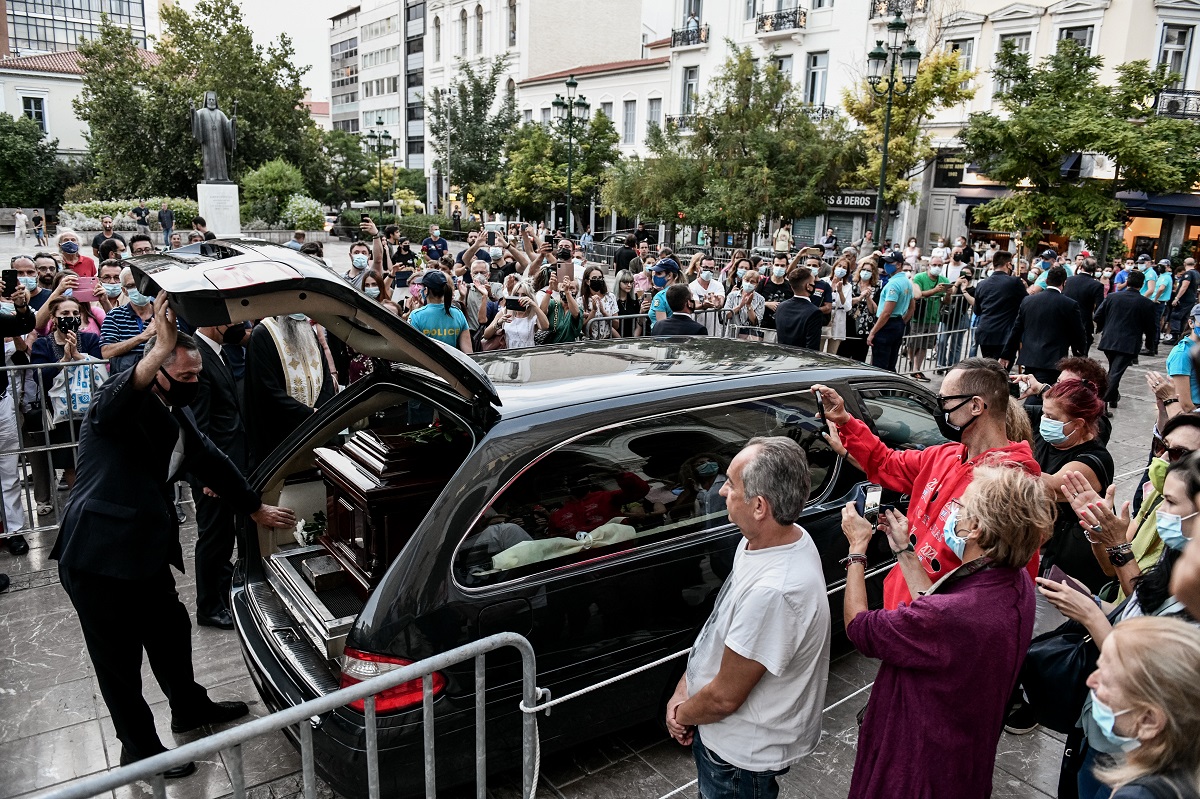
[1156,88,1200,121]
[756,8,807,37]
[665,114,697,131]
[869,0,927,19]
[804,103,838,123]
[671,24,709,49]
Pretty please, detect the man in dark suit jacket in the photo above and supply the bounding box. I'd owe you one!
[1001,265,1087,384]
[189,321,251,630]
[651,285,709,335]
[1064,257,1106,350]
[1094,270,1160,408]
[971,251,1028,361]
[52,296,296,774]
[774,267,824,350]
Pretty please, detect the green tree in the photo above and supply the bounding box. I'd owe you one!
[604,44,851,232]
[0,113,66,207]
[475,111,621,225]
[425,55,518,209]
[242,159,304,223]
[75,0,315,198]
[394,167,427,204]
[842,48,976,207]
[959,39,1200,251]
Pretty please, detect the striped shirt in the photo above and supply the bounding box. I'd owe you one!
[99,304,153,355]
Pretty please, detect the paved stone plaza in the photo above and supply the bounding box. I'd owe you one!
[0,231,1167,799]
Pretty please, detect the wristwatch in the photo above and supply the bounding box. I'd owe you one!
[1106,543,1135,567]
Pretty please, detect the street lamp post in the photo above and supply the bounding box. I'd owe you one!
[439,87,452,217]
[552,75,590,235]
[364,116,394,224]
[866,13,921,245]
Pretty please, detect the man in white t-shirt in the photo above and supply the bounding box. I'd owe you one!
[666,436,831,798]
[772,221,793,255]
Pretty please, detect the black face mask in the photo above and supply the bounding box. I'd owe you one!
[157,367,199,407]
[589,278,605,290]
[220,324,247,346]
[556,249,572,262]
[936,396,981,443]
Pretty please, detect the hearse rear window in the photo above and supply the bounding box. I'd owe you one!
[454,391,835,587]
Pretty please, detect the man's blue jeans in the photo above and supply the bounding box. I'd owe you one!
[692,733,788,799]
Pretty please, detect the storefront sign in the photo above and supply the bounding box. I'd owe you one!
[825,193,875,210]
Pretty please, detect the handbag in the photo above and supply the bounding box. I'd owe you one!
[1019,597,1128,734]
[480,329,507,351]
[46,358,109,428]
[535,300,559,346]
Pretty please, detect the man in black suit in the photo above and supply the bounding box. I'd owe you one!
[651,285,708,335]
[614,234,639,274]
[971,251,1028,361]
[1001,265,1087,384]
[52,295,296,775]
[189,320,251,630]
[1094,270,1159,409]
[1064,256,1106,351]
[774,267,824,350]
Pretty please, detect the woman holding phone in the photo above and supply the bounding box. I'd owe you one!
[481,280,548,350]
[35,269,105,336]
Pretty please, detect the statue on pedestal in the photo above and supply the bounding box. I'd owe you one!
[190,91,237,184]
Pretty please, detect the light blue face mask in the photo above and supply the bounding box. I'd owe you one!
[288,313,308,322]
[103,282,123,298]
[126,287,152,306]
[696,461,719,477]
[1089,690,1140,752]
[736,268,747,278]
[351,254,369,270]
[364,287,381,299]
[1039,416,1073,445]
[942,506,969,559]
[1156,509,1198,551]
[0,302,15,317]
[17,276,37,292]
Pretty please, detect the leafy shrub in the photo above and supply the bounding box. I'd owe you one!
[242,159,304,224]
[280,194,325,231]
[60,197,198,230]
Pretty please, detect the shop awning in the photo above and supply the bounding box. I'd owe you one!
[1117,191,1200,215]
[955,186,1009,206]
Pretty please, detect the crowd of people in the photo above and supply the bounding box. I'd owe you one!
[6,214,1200,796]
[669,349,1200,798]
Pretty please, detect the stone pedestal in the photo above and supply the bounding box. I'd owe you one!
[197,182,240,237]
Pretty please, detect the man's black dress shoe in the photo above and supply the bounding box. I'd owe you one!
[197,609,234,630]
[171,700,250,733]
[7,535,28,556]
[119,748,197,779]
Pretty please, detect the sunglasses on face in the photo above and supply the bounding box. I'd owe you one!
[1153,433,1191,463]
[935,393,977,411]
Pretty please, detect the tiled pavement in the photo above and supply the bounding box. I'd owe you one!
[0,236,1169,799]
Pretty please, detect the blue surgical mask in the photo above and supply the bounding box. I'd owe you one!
[1156,509,1198,551]
[289,313,308,322]
[860,270,873,281]
[126,287,152,307]
[103,282,123,298]
[883,262,897,276]
[652,275,667,288]
[772,266,787,278]
[741,281,755,293]
[17,276,37,292]
[0,302,14,317]
[351,254,369,270]
[120,251,130,260]
[365,287,381,299]
[700,270,713,282]
[696,461,719,477]
[736,268,747,278]
[1039,416,1072,445]
[835,267,847,279]
[942,506,969,559]
[1089,690,1140,752]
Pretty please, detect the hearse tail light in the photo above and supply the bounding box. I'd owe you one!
[340,647,447,714]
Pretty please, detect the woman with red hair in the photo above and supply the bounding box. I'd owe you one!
[1033,378,1115,590]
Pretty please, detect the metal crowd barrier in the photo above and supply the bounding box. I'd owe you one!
[29,631,540,799]
[893,294,976,377]
[0,358,115,540]
[583,308,750,340]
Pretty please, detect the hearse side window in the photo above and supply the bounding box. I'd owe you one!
[454,391,835,587]
[857,388,949,451]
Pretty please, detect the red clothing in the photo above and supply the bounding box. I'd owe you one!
[549,472,649,536]
[837,416,1041,610]
[64,256,97,278]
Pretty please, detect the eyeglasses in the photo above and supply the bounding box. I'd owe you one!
[1153,433,1191,463]
[935,393,977,411]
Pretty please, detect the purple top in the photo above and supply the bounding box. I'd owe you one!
[846,565,1035,799]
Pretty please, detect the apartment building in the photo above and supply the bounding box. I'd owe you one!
[2,0,162,57]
